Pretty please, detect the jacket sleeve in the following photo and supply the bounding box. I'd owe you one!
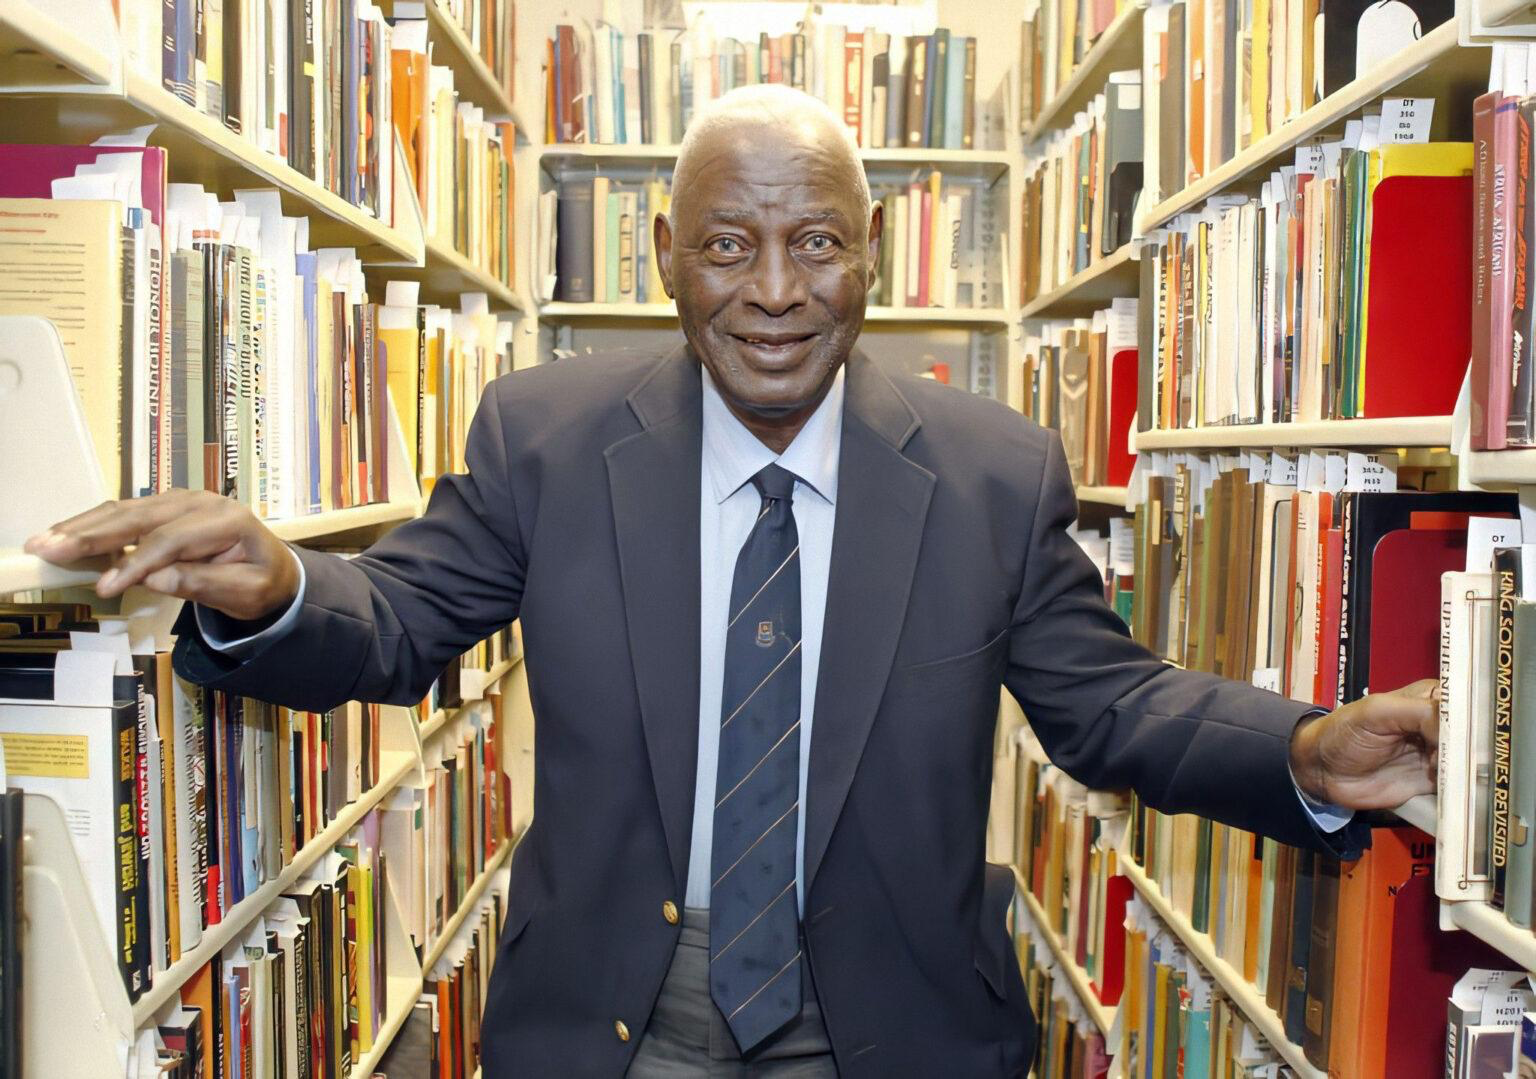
[172,376,527,713]
[1001,430,1369,857]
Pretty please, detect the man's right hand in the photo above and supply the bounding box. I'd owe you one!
[24,490,301,623]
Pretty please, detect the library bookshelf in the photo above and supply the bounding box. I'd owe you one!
[418,0,517,118]
[1011,865,1118,1039]
[1022,2,1145,145]
[0,0,117,90]
[1133,20,1488,235]
[1117,854,1327,1079]
[1021,243,1139,319]
[1131,416,1456,452]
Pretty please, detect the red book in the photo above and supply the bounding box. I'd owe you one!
[917,189,933,307]
[843,31,864,144]
[1367,528,1468,694]
[1105,347,1138,486]
[1471,92,1505,449]
[1095,873,1132,1007]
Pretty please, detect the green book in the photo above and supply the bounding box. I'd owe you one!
[930,29,949,148]
[1192,816,1213,932]
[1506,599,1536,927]
[606,191,622,304]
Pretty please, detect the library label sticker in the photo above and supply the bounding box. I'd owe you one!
[1381,98,1434,144]
[1345,452,1399,492]
[0,733,89,779]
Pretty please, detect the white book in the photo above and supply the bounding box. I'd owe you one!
[904,186,922,306]
[594,24,617,144]
[1143,3,1169,207]
[169,674,204,952]
[1438,571,1497,904]
[942,191,962,308]
[621,32,641,145]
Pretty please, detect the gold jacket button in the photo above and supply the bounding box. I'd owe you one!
[662,900,680,925]
[615,1019,631,1042]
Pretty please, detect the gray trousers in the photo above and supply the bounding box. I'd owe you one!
[627,908,839,1077]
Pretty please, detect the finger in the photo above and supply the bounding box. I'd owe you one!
[27,490,209,563]
[141,561,278,621]
[1361,680,1440,742]
[98,508,250,598]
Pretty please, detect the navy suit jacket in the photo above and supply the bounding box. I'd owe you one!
[173,346,1366,1077]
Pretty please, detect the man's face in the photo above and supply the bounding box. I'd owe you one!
[656,122,881,420]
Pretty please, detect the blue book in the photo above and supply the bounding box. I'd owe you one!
[612,28,627,144]
[943,36,966,150]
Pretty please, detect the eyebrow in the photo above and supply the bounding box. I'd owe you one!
[703,207,852,228]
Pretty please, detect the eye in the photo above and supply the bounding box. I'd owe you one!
[802,233,838,253]
[707,236,746,255]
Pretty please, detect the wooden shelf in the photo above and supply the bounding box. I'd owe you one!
[133,748,422,1026]
[1022,244,1139,319]
[419,655,522,744]
[421,0,516,119]
[0,0,116,89]
[1119,855,1325,1079]
[1136,21,1486,234]
[1012,867,1117,1038]
[1132,416,1454,451]
[0,71,425,262]
[539,143,1013,179]
[266,501,420,543]
[538,301,1012,325]
[1459,446,1536,490]
[0,551,102,595]
[1023,4,1145,143]
[1076,485,1129,507]
[372,237,521,311]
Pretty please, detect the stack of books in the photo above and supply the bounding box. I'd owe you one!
[543,12,978,150]
[1135,139,1471,433]
[1019,301,1140,491]
[1019,69,1142,300]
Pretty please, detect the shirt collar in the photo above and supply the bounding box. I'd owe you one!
[700,364,844,507]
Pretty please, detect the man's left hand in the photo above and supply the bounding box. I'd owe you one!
[1288,679,1439,811]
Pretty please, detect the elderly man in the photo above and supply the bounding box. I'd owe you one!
[30,86,1435,1077]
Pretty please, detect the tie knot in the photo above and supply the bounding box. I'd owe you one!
[751,464,797,504]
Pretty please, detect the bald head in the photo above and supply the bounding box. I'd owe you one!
[672,85,871,222]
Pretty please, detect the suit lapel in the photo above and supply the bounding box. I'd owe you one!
[804,354,934,892]
[606,348,703,894]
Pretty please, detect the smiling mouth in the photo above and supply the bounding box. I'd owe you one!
[729,332,817,349]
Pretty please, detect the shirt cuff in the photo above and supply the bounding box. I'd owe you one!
[193,546,307,658]
[1290,708,1355,834]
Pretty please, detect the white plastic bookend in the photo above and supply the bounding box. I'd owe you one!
[21,792,135,1076]
[0,316,109,548]
[385,388,424,512]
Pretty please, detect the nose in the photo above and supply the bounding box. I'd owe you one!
[743,243,808,316]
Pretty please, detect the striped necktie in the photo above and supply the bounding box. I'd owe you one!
[709,462,804,1054]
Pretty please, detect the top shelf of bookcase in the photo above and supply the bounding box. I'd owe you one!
[539,143,1014,180]
[1134,20,1488,234]
[1023,3,1145,144]
[0,0,116,90]
[1022,243,1139,318]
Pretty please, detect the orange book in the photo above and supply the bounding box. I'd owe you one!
[1186,0,1206,183]
[178,961,219,1079]
[1347,827,1430,1078]
[1243,836,1263,983]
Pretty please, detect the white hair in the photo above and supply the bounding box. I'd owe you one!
[672,84,872,220]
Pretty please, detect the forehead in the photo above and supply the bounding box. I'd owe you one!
[676,122,863,225]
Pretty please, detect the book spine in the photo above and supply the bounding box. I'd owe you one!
[1472,92,1500,451]
[843,31,864,146]
[904,36,926,147]
[114,694,147,1001]
[1510,102,1533,445]
[1506,599,1536,927]
[1491,545,1520,910]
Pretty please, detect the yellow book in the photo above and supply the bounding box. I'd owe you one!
[353,861,376,1053]
[1250,0,1270,144]
[927,171,944,307]
[421,320,443,493]
[379,306,423,482]
[0,198,124,496]
[592,176,611,306]
[1152,958,1172,1076]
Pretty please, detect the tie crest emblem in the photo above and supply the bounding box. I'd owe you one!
[756,620,775,647]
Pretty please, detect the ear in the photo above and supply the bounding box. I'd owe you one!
[654,211,675,298]
[866,200,884,284]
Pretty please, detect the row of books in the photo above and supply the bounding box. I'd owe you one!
[0,598,514,1006]
[0,143,513,514]
[1133,136,1471,434]
[1137,0,1454,210]
[544,11,980,150]
[390,697,514,962]
[391,21,518,288]
[1018,0,1130,132]
[1020,302,1139,491]
[1067,518,1137,626]
[429,0,517,100]
[375,870,508,1079]
[1019,69,1143,301]
[1128,808,1514,1078]
[1470,46,1536,451]
[1013,909,1112,1079]
[544,169,1005,311]
[122,0,400,224]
